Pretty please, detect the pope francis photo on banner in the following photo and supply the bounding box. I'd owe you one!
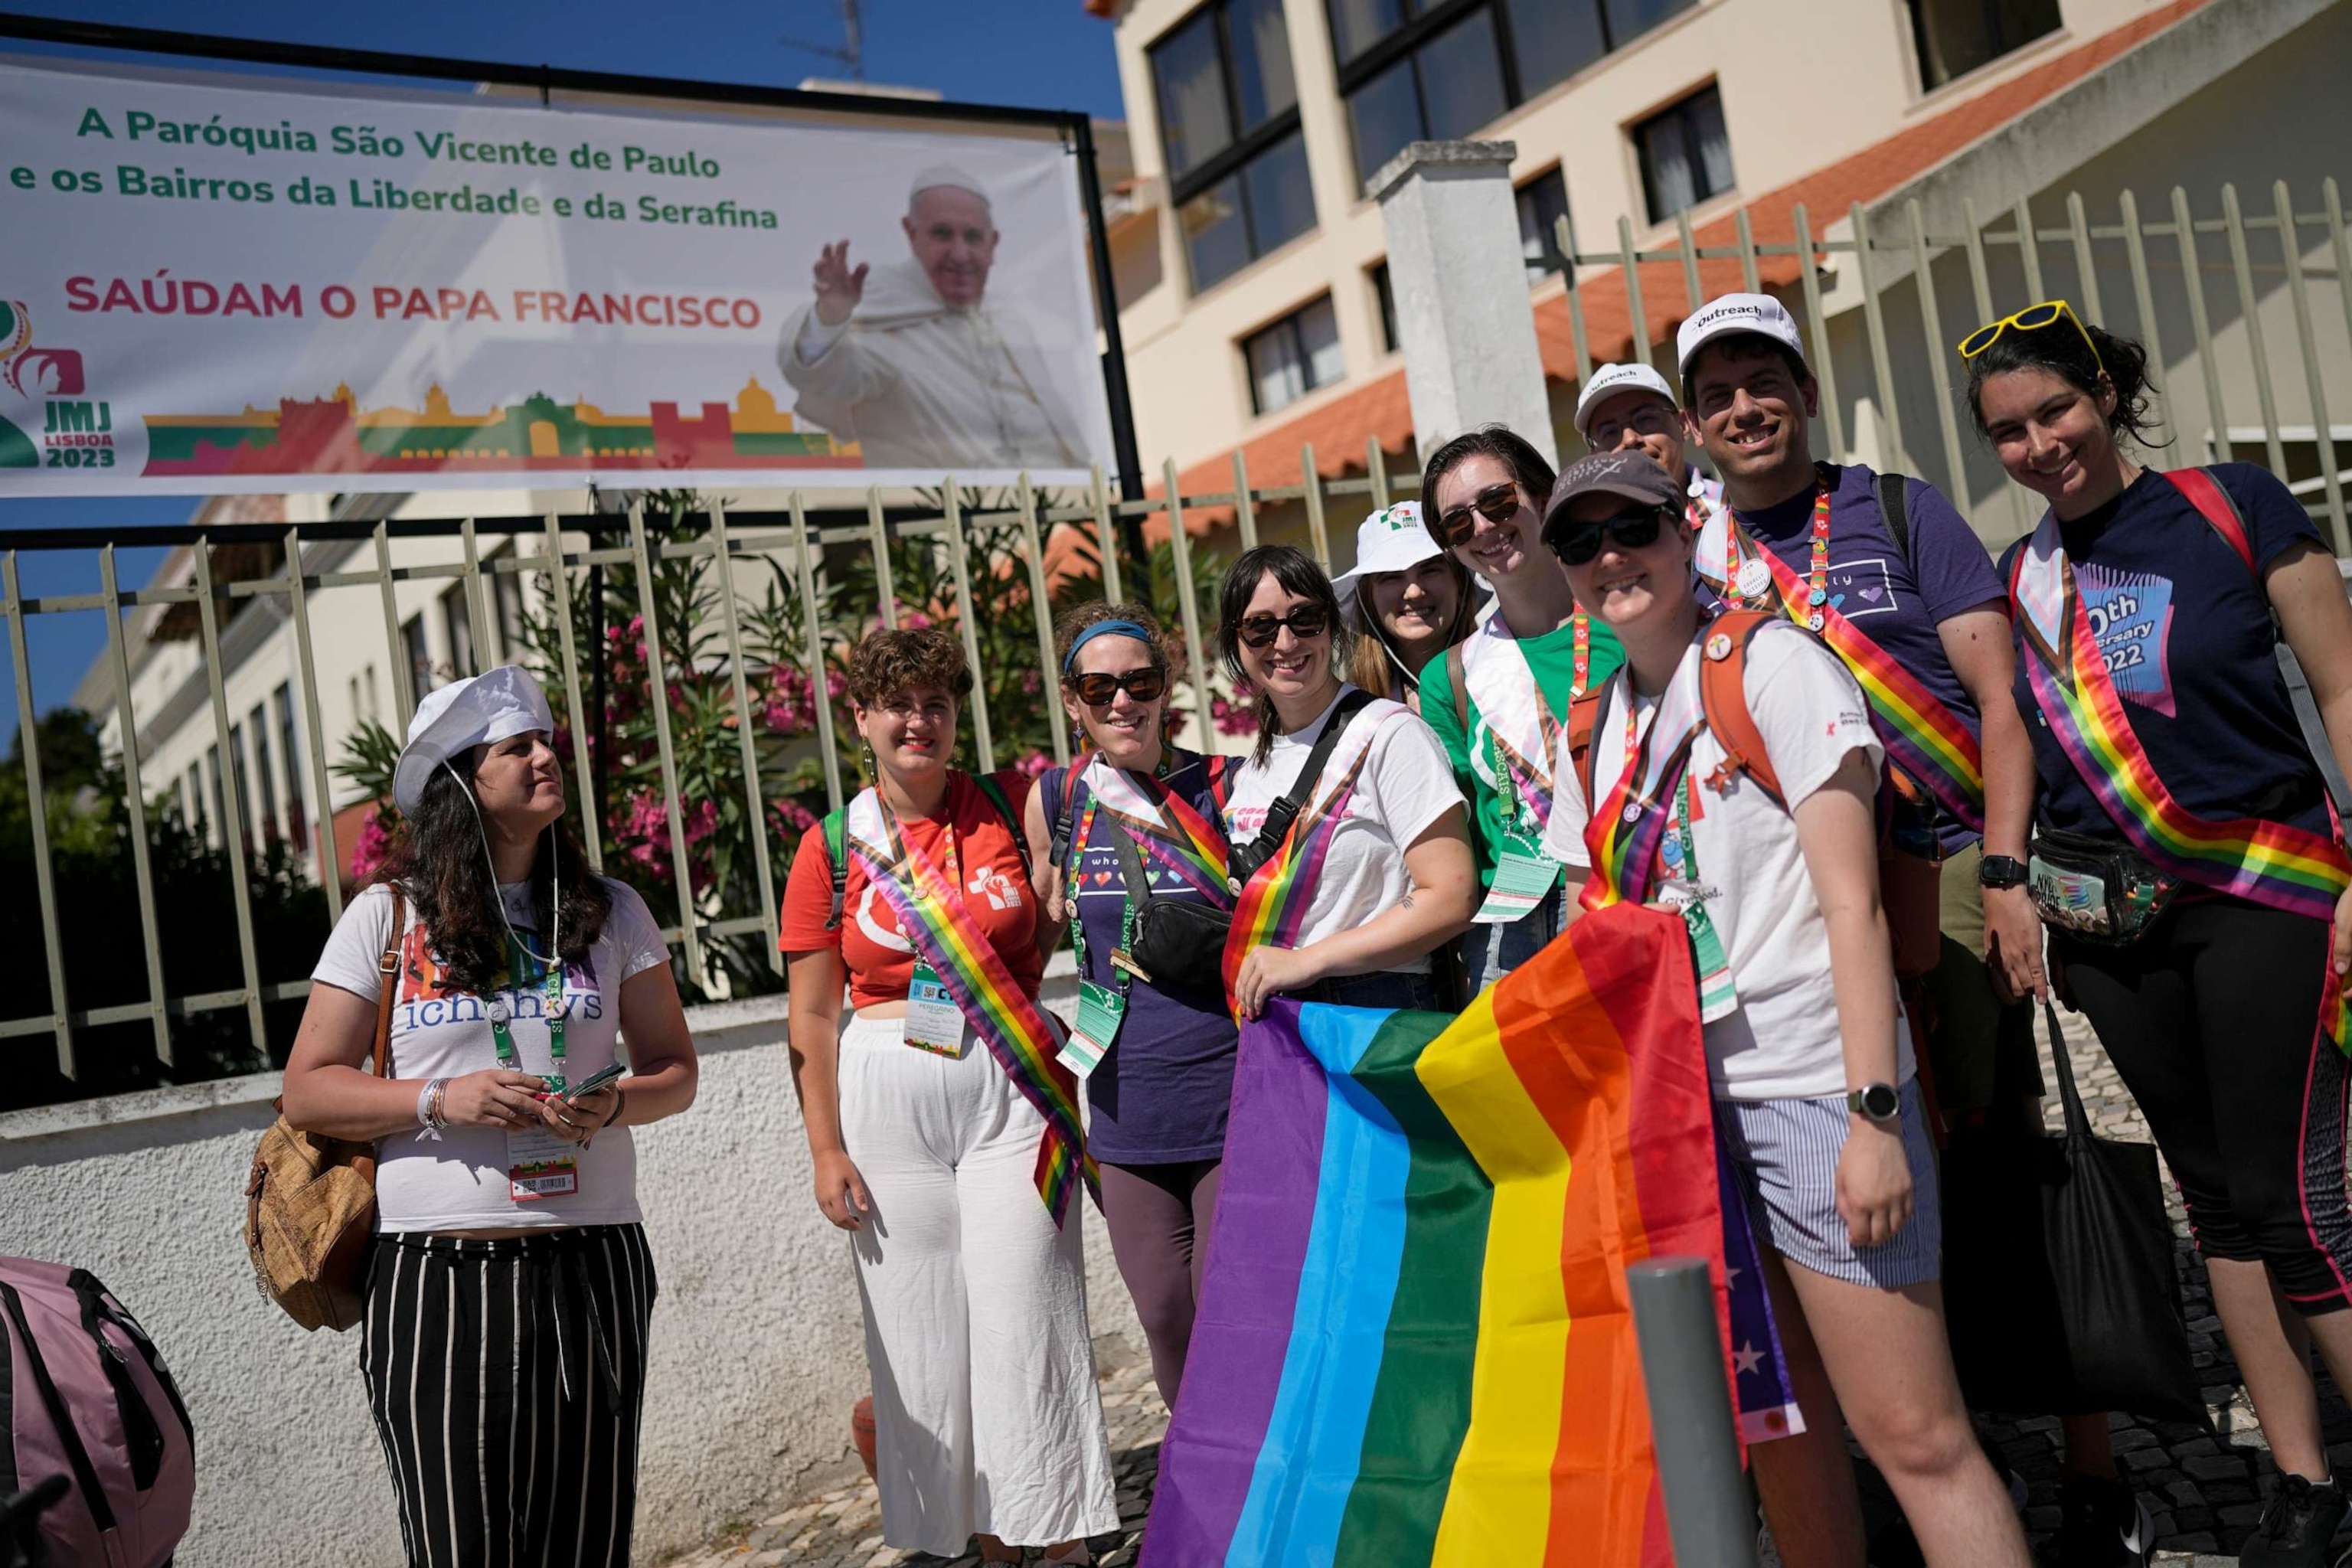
[777,165,1089,472]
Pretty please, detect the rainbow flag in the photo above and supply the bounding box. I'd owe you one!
[1146,906,1797,1567]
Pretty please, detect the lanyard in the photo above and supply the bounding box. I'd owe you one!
[880,796,962,903]
[1493,615,1588,829]
[1622,689,1738,1019]
[488,936,567,1092]
[1723,479,1832,632]
[1065,791,1145,993]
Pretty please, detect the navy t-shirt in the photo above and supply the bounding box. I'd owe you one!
[1998,464,2330,841]
[1707,462,2007,850]
[1047,753,1237,1166]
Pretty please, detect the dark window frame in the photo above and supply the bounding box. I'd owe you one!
[1905,0,2063,92]
[1370,261,1398,354]
[1150,0,1309,243]
[1243,295,1344,417]
[1634,83,1734,226]
[1514,165,1572,283]
[1328,0,1679,186]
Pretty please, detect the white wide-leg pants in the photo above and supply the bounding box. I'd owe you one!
[838,1012,1119,1553]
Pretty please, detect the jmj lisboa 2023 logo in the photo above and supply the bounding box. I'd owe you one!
[0,299,110,472]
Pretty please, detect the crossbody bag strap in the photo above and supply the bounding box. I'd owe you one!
[1245,688,1378,858]
[1876,468,1913,567]
[372,889,405,1079]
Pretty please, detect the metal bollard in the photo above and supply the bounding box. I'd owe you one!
[1628,1256,1760,1567]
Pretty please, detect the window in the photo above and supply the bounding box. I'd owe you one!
[249,703,277,841]
[492,560,526,665]
[275,684,305,849]
[1907,0,2062,90]
[1331,0,1691,188]
[1152,0,1315,292]
[1244,296,1346,416]
[1515,168,1571,283]
[185,763,205,835]
[1370,262,1399,354]
[402,614,433,700]
[1635,84,1734,223]
[443,583,475,681]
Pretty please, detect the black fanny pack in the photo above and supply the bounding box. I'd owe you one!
[2027,827,2179,945]
[1103,826,1233,997]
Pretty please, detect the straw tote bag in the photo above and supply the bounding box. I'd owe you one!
[241,891,403,1333]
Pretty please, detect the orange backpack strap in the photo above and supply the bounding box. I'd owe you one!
[1568,688,1606,811]
[1697,609,1785,808]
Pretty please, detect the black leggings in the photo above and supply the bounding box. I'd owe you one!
[2056,897,2352,1315]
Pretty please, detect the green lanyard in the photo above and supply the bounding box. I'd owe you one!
[1661,772,1736,1022]
[487,936,568,1092]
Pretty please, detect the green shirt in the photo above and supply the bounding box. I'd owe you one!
[1420,612,1627,889]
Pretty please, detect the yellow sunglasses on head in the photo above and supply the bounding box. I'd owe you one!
[1956,299,2103,370]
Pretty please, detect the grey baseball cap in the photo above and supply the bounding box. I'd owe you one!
[1542,451,1683,546]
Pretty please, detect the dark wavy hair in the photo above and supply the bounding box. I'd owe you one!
[1964,311,2162,447]
[845,624,972,707]
[1420,424,1559,524]
[1217,545,1353,764]
[374,746,613,998]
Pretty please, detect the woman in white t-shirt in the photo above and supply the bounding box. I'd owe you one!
[279,666,699,1568]
[1214,544,1476,1018]
[1537,454,2028,1566]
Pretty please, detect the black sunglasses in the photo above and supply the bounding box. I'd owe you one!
[1070,667,1169,706]
[1236,606,1332,649]
[1547,506,1669,566]
[1434,482,1522,548]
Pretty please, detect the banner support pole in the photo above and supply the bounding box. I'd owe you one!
[1073,113,1146,570]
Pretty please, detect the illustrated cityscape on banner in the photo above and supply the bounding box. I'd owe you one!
[0,60,1114,495]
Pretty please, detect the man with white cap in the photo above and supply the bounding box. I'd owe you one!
[1574,360,1725,535]
[1330,500,1480,711]
[1678,293,2148,1563]
[779,165,1086,470]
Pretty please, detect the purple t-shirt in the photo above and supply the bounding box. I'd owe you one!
[1997,464,2331,842]
[1706,462,2007,851]
[1048,753,1236,1166]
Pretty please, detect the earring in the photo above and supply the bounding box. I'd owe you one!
[859,742,876,781]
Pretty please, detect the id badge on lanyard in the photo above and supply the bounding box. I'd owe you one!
[507,1124,580,1200]
[903,959,969,1056]
[1664,774,1739,1023]
[1063,980,1125,1076]
[1473,848,1561,924]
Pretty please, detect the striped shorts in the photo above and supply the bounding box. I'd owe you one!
[1718,1082,1942,1290]
[359,1223,658,1568]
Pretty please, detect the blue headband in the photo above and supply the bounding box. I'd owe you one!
[1061,619,1155,673]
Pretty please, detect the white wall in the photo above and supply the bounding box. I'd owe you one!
[0,979,1144,1567]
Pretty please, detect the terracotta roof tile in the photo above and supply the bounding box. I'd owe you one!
[1150,0,2218,511]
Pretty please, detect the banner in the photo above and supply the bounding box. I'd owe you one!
[0,58,1115,495]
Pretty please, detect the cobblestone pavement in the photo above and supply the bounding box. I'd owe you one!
[666,1010,2347,1566]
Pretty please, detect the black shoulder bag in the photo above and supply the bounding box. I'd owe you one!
[1222,688,1377,890]
[1101,822,1231,998]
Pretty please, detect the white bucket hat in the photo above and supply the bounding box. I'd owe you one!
[393,664,556,815]
[1332,501,1443,623]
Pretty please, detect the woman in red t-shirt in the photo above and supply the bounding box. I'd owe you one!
[779,626,1116,1566]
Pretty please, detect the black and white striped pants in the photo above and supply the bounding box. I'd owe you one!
[359,1224,658,1567]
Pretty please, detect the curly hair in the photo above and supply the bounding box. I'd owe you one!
[845,625,973,707]
[1217,545,1353,764]
[374,746,613,998]
[1054,599,1178,682]
[1964,312,2163,448]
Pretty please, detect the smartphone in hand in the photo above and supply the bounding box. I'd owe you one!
[560,1061,626,1103]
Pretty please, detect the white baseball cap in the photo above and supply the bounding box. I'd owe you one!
[1573,362,1679,439]
[1332,501,1442,622]
[1676,292,1809,378]
[393,664,556,815]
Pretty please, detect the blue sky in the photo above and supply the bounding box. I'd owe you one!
[0,0,1125,746]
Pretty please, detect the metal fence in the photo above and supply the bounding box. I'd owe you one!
[1552,176,2352,548]
[8,174,2352,1091]
[0,452,1412,1084]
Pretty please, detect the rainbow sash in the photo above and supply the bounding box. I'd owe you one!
[1746,527,1985,831]
[844,787,1096,1223]
[1077,756,1231,904]
[1579,671,1707,913]
[2008,504,2350,924]
[1220,714,1393,1003]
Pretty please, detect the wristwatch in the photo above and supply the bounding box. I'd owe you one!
[1978,854,2029,890]
[1847,1083,1901,1125]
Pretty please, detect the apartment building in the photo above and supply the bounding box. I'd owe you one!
[1089,0,2352,538]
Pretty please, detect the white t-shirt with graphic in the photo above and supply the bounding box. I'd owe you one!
[312,877,671,1232]
[1544,622,1914,1100]
[1221,687,1465,976]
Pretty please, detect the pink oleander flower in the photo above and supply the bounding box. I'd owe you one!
[902,610,933,631]
[1210,688,1259,737]
[1013,749,1053,779]
[1019,668,1042,696]
[349,805,394,882]
[772,798,818,835]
